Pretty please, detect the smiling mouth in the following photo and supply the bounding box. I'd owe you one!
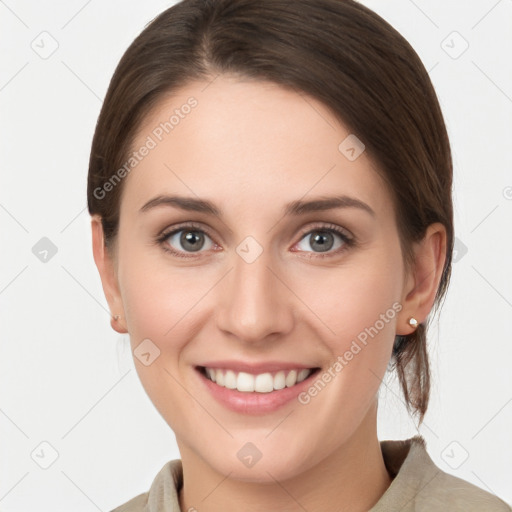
[196,366,321,393]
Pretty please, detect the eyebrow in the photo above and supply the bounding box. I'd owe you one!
[139,194,375,217]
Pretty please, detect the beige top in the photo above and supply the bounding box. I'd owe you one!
[112,436,511,511]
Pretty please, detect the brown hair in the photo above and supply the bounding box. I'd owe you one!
[87,0,454,424]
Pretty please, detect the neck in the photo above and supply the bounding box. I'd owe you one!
[178,402,392,512]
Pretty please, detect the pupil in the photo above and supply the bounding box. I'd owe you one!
[177,230,334,253]
[182,231,204,252]
[311,231,333,252]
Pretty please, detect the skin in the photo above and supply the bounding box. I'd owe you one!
[92,74,446,511]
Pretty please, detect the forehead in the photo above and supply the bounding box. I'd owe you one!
[121,75,391,220]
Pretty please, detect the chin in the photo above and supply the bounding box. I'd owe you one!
[195,439,316,484]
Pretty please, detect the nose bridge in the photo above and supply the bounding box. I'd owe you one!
[216,238,293,342]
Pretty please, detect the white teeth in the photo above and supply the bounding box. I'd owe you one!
[237,372,255,392]
[297,369,310,383]
[274,371,286,390]
[285,369,297,387]
[254,373,274,393]
[203,367,314,392]
[224,370,237,389]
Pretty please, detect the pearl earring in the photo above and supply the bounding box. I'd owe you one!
[408,317,418,329]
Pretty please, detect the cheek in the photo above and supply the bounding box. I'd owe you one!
[117,251,203,427]
[118,243,202,341]
[289,250,402,416]
[292,252,401,352]
[333,271,399,357]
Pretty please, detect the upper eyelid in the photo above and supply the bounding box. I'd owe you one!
[159,221,353,248]
[160,222,216,241]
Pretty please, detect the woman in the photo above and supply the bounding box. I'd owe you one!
[87,0,511,510]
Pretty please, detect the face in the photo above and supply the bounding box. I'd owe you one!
[94,74,427,482]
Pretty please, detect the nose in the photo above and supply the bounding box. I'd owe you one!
[215,245,294,345]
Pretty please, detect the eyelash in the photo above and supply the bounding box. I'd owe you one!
[155,221,356,260]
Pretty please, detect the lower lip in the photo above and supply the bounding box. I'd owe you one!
[195,367,320,415]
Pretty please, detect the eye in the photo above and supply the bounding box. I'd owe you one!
[156,222,355,259]
[293,223,354,258]
[156,223,216,258]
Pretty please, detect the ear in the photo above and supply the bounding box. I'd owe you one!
[396,222,447,336]
[91,215,128,334]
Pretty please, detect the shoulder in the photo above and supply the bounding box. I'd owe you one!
[109,459,183,512]
[423,469,512,511]
[374,436,511,512]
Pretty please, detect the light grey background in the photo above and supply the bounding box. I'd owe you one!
[1,1,511,510]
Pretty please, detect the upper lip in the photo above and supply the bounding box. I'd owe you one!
[197,361,319,375]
